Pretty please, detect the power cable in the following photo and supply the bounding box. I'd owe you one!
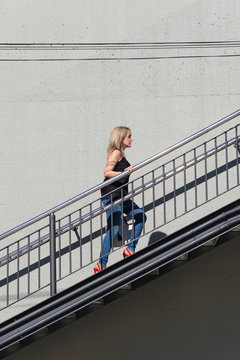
[0,54,239,62]
[0,40,240,50]
[0,41,239,61]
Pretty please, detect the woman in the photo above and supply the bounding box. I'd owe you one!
[94,126,147,273]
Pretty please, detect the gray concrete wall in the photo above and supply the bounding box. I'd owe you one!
[0,0,240,234]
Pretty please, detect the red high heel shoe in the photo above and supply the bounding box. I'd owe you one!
[123,249,134,258]
[94,263,104,274]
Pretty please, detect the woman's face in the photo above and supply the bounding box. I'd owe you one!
[122,130,133,148]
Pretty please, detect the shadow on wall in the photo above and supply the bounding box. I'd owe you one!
[148,231,167,246]
[144,158,240,214]
[1,157,238,288]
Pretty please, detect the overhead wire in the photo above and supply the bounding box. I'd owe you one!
[0,54,240,62]
[0,40,240,50]
[0,41,239,61]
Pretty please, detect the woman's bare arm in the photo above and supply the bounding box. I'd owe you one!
[104,150,134,178]
[104,150,122,178]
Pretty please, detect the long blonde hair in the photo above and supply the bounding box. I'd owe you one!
[107,126,131,158]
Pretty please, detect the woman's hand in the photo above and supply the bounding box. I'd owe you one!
[124,165,134,172]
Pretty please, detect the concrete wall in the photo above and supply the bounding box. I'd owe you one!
[0,0,240,234]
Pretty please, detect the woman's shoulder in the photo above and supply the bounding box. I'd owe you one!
[108,149,122,162]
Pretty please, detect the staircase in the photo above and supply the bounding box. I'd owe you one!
[0,110,240,352]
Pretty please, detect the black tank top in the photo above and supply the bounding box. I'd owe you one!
[101,157,131,200]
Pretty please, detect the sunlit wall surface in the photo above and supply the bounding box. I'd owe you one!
[0,0,240,234]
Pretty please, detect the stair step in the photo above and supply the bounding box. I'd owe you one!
[232,225,240,232]
[149,269,160,275]
[93,298,105,305]
[203,237,219,246]
[176,253,189,261]
[120,283,132,290]
[65,313,77,319]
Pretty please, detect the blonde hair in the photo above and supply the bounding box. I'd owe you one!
[107,126,131,157]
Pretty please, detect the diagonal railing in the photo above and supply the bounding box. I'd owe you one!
[0,110,240,315]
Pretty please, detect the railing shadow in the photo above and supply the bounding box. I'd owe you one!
[144,158,240,213]
[1,157,239,288]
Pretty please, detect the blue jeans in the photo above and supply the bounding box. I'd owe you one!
[99,198,147,267]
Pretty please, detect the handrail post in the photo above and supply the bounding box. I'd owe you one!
[50,213,57,297]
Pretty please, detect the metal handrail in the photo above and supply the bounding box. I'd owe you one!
[1,109,239,241]
[1,200,240,350]
[1,133,238,267]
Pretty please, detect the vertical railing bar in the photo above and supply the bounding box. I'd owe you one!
[27,235,30,295]
[214,137,219,197]
[79,209,83,268]
[194,148,198,208]
[38,230,41,290]
[235,126,240,185]
[6,246,9,306]
[183,153,187,213]
[68,214,72,274]
[225,131,229,191]
[204,142,208,202]
[163,164,166,224]
[173,159,177,219]
[131,181,135,246]
[110,194,113,255]
[90,203,93,262]
[142,176,146,235]
[58,220,62,280]
[17,241,20,300]
[152,171,156,229]
[50,213,57,297]
[121,188,124,246]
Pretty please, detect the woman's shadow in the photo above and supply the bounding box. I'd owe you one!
[113,216,166,247]
[148,231,167,246]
